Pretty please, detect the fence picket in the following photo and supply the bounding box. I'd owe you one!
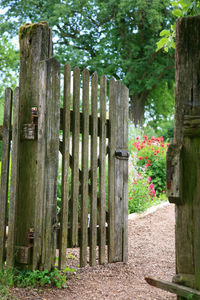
[6,88,20,268]
[80,68,89,267]
[90,72,98,266]
[99,75,107,264]
[71,66,80,247]
[0,88,12,268]
[33,58,60,270]
[122,83,129,262]
[59,63,71,270]
[108,78,116,263]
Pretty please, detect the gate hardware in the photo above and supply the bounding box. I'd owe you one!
[21,107,38,140]
[115,150,129,160]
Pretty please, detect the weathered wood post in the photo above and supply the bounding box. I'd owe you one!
[6,22,60,270]
[109,79,129,263]
[145,16,200,299]
[167,16,200,299]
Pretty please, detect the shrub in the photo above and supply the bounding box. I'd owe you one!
[128,131,168,213]
[132,135,168,195]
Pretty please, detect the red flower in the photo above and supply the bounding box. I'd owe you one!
[138,156,143,160]
[145,156,148,159]
[136,136,139,140]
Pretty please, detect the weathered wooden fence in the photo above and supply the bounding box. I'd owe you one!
[0,22,129,271]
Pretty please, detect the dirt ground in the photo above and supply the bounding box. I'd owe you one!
[9,203,176,300]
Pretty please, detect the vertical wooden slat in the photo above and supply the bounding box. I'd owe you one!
[0,88,12,268]
[71,66,80,247]
[90,72,98,266]
[6,88,20,268]
[99,75,107,265]
[113,81,129,262]
[33,59,47,270]
[80,68,89,267]
[108,78,116,263]
[122,83,129,262]
[33,57,60,270]
[59,63,71,270]
[43,58,60,270]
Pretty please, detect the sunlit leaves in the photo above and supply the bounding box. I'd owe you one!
[157,0,200,52]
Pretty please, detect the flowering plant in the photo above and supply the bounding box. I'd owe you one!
[128,133,168,213]
[131,135,169,194]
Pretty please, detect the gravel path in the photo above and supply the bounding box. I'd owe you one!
[10,203,176,300]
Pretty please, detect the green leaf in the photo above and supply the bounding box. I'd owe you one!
[172,8,183,17]
[160,29,171,37]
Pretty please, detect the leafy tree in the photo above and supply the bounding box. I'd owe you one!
[0,0,175,125]
[157,0,200,52]
[0,24,19,122]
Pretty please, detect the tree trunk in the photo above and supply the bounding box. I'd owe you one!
[130,92,148,126]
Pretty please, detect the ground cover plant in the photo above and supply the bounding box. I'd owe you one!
[128,124,169,213]
[0,266,77,299]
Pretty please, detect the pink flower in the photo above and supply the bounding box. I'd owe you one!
[147,176,151,183]
[150,190,156,197]
[144,135,148,140]
[129,197,132,200]
[149,183,154,190]
[136,136,139,140]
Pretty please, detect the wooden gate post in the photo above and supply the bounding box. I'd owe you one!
[6,22,60,270]
[109,79,129,263]
[167,16,200,299]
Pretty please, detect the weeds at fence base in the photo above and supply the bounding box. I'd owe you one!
[0,265,77,298]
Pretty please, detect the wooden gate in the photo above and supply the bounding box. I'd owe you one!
[0,22,129,271]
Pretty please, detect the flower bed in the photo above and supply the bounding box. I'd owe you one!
[128,134,169,213]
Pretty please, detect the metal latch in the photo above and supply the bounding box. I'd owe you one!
[115,150,129,160]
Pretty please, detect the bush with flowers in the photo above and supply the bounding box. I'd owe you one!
[128,128,169,213]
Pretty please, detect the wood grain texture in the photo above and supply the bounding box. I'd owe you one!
[173,17,200,295]
[145,277,200,299]
[90,72,98,266]
[33,57,60,271]
[58,63,71,270]
[0,88,12,268]
[80,68,89,267]
[71,66,80,247]
[99,75,107,265]
[6,88,20,268]
[16,23,52,252]
[108,78,116,263]
[109,80,129,263]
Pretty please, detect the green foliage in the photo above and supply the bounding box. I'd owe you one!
[0,0,175,124]
[0,266,76,291]
[0,34,19,116]
[157,0,200,52]
[128,125,168,213]
[145,81,175,129]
